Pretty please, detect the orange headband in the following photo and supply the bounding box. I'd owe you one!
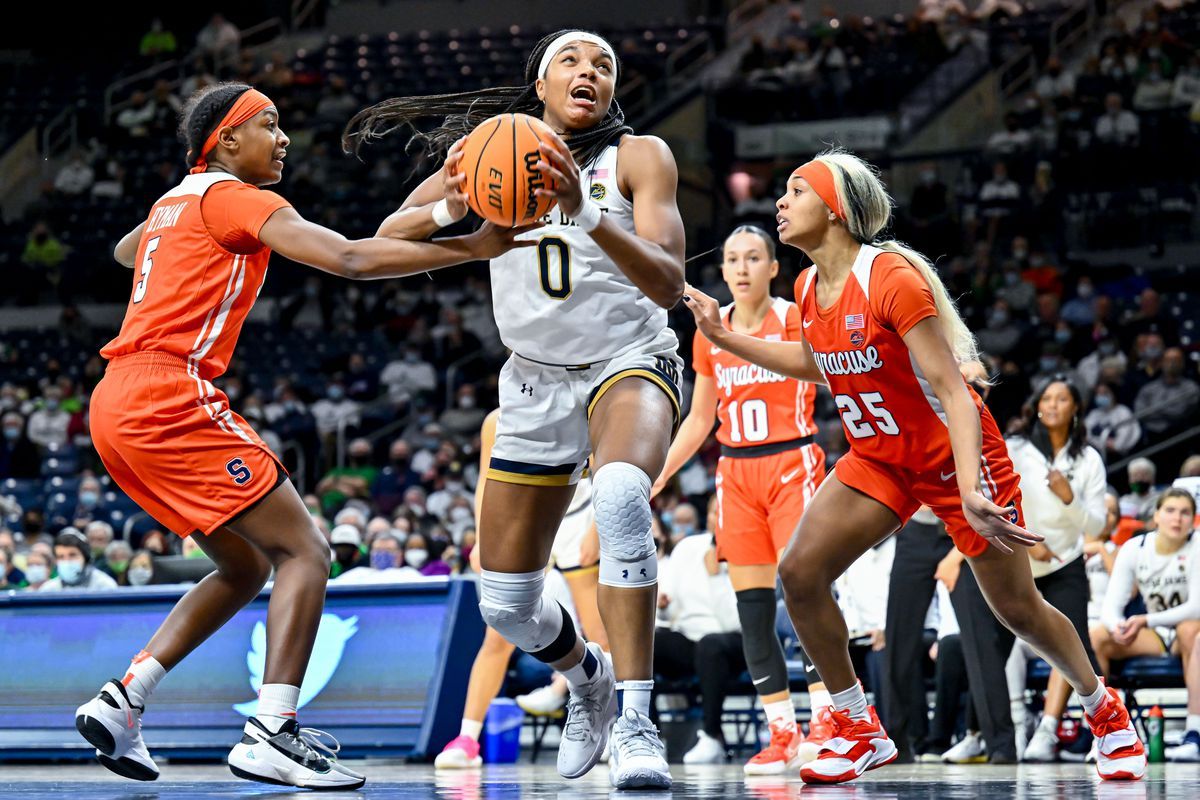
[791,160,845,221]
[189,89,275,174]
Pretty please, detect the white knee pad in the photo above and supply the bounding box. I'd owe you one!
[592,461,657,588]
[478,569,575,660]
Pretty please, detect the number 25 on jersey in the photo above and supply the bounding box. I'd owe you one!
[835,391,899,439]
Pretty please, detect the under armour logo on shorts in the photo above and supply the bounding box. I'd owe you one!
[521,384,533,396]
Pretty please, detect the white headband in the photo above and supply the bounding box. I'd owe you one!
[537,31,617,80]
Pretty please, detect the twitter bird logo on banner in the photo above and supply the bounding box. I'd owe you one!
[234,614,358,716]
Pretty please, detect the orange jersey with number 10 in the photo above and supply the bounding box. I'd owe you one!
[797,246,993,467]
[100,172,292,380]
[692,298,818,449]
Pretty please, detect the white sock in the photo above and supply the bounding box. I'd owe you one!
[830,683,870,722]
[460,718,483,741]
[617,680,654,717]
[1187,714,1200,734]
[1038,714,1060,736]
[763,698,797,732]
[256,683,300,733]
[809,689,833,711]
[1080,679,1108,717]
[121,650,165,708]
[560,645,601,691]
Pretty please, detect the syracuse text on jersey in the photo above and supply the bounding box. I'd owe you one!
[712,361,789,397]
[810,345,885,377]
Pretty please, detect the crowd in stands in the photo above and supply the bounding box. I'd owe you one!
[1,0,1198,763]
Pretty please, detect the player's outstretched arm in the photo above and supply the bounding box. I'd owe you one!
[652,373,717,497]
[535,133,684,308]
[903,317,1043,554]
[376,139,470,240]
[114,223,146,268]
[682,284,825,385]
[259,207,538,280]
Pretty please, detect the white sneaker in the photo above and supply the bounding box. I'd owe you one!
[1166,730,1200,762]
[942,731,987,764]
[517,684,567,716]
[609,708,673,789]
[227,718,365,789]
[557,642,616,779]
[1022,720,1059,762]
[75,679,159,781]
[682,730,726,764]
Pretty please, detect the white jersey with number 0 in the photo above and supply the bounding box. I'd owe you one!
[490,142,673,364]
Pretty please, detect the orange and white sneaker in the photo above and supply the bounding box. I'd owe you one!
[799,706,897,785]
[798,706,837,764]
[743,721,802,775]
[1086,686,1146,781]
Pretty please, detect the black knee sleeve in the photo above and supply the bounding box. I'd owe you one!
[736,588,789,696]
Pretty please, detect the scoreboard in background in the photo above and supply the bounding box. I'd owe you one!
[0,578,484,760]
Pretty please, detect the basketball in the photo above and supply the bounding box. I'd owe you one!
[456,113,558,227]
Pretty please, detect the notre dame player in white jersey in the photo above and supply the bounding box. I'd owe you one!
[344,29,684,789]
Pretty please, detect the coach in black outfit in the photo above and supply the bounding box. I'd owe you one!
[883,508,1017,762]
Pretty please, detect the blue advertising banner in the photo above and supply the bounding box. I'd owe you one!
[0,578,484,760]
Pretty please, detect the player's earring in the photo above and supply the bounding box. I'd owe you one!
[1037,412,1043,419]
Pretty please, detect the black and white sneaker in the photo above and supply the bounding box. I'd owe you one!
[75,679,159,781]
[227,717,365,790]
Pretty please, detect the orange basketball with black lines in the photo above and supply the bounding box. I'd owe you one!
[456,113,558,227]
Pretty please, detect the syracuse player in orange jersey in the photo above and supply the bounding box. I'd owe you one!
[682,149,1146,785]
[652,225,832,773]
[72,82,534,790]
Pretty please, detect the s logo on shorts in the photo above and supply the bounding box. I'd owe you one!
[1006,502,1019,524]
[226,458,253,486]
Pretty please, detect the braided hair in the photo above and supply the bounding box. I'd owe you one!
[178,82,252,170]
[342,29,633,170]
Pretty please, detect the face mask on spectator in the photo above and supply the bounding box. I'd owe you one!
[1098,341,1117,356]
[58,560,84,584]
[1142,345,1163,361]
[108,559,129,574]
[1094,393,1113,410]
[445,480,464,493]
[989,310,1009,327]
[328,386,345,400]
[80,491,99,508]
[1077,283,1094,299]
[459,396,476,409]
[1054,329,1071,345]
[45,399,60,411]
[1129,481,1149,495]
[371,550,397,570]
[3,426,18,441]
[1004,272,1020,286]
[405,548,429,568]
[26,564,48,584]
[675,524,696,538]
[128,566,153,586]
[1039,356,1059,373]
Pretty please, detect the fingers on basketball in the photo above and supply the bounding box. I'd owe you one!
[458,113,559,227]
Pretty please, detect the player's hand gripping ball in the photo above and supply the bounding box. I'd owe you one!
[453,113,559,227]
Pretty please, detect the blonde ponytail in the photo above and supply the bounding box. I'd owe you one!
[875,241,982,365]
[814,148,981,366]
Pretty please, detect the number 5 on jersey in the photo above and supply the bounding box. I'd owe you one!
[835,391,899,439]
[133,236,161,304]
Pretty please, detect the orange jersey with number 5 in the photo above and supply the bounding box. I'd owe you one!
[796,246,992,467]
[100,172,291,380]
[692,297,818,449]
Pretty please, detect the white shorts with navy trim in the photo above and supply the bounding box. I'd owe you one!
[488,330,682,487]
